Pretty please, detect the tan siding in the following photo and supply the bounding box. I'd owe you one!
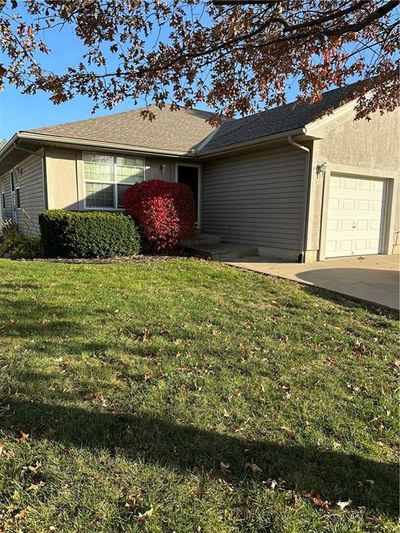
[202,146,306,253]
[16,153,45,236]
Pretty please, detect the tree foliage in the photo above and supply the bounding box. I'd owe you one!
[0,0,398,120]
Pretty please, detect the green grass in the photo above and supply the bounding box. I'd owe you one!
[0,258,398,532]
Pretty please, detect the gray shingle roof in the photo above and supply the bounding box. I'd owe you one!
[24,105,216,154]
[22,83,362,155]
[199,83,361,153]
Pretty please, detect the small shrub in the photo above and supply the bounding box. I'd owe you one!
[39,210,141,258]
[0,222,42,259]
[123,179,196,251]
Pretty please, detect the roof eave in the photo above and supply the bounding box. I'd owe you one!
[0,133,20,163]
[197,127,313,158]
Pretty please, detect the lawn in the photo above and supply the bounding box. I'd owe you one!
[0,258,398,532]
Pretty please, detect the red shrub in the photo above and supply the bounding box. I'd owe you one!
[123,179,196,251]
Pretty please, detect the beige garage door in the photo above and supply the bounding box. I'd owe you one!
[325,175,385,258]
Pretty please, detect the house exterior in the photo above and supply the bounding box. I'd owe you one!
[0,84,399,262]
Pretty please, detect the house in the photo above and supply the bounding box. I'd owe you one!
[0,83,399,262]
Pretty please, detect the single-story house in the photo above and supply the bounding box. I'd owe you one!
[0,83,399,262]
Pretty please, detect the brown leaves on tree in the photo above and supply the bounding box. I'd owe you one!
[0,1,398,119]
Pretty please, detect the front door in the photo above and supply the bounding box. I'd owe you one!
[176,164,200,225]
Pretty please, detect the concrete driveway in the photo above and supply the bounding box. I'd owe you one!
[226,255,400,311]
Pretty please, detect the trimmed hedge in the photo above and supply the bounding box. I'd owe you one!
[39,210,141,258]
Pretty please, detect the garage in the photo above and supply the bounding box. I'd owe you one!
[325,175,386,258]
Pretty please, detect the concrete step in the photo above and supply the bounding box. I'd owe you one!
[184,242,257,260]
[183,232,222,246]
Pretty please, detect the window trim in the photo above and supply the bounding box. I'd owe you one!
[82,152,146,210]
[11,168,22,210]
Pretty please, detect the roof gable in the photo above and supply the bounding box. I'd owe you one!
[24,105,216,154]
[199,83,362,153]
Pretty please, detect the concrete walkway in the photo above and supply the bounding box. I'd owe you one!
[226,255,400,311]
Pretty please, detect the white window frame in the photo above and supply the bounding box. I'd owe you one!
[83,152,146,210]
[11,167,22,213]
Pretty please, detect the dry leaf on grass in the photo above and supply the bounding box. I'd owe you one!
[245,462,262,474]
[220,461,232,474]
[304,490,330,512]
[280,426,296,438]
[337,499,352,510]
[16,432,29,444]
[136,507,153,521]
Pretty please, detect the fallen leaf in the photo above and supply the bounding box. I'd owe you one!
[264,478,286,490]
[41,428,56,439]
[16,432,29,444]
[245,462,262,474]
[15,508,28,520]
[337,499,352,510]
[304,490,330,512]
[28,461,42,475]
[280,426,295,438]
[220,461,232,474]
[27,481,45,492]
[0,444,13,459]
[125,494,140,508]
[136,507,153,521]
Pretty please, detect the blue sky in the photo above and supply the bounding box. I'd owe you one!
[0,18,163,140]
[0,3,304,142]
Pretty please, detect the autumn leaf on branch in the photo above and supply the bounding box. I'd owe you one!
[0,1,398,120]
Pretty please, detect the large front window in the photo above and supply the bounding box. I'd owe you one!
[83,152,145,209]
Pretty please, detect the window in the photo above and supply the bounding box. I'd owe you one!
[11,168,21,208]
[83,152,145,209]
[1,191,5,209]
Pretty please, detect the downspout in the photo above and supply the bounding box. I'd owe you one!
[288,136,311,263]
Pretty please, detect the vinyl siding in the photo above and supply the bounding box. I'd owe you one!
[0,170,13,220]
[17,153,45,236]
[0,153,45,236]
[202,146,306,252]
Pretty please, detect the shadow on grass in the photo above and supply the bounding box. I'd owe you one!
[1,400,397,517]
[0,299,84,339]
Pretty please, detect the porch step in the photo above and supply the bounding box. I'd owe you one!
[184,242,258,260]
[183,232,222,246]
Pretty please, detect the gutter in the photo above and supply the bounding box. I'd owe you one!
[287,135,311,264]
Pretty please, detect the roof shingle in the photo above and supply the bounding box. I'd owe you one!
[199,83,361,153]
[22,83,363,155]
[25,105,216,154]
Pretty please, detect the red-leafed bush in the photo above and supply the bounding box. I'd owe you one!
[123,179,196,251]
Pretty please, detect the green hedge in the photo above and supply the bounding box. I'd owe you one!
[39,210,141,258]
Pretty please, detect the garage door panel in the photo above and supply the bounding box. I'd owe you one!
[325,175,385,258]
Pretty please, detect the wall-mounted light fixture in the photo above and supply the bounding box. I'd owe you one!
[316,161,328,175]
[160,163,167,176]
